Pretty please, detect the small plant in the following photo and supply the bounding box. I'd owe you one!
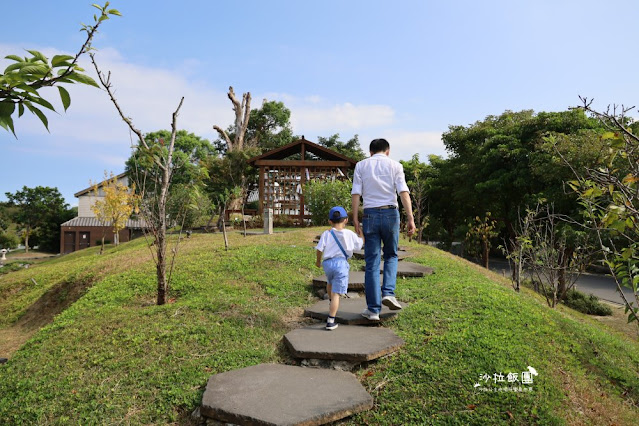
[465,212,498,268]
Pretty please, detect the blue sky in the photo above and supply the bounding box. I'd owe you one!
[2,0,638,206]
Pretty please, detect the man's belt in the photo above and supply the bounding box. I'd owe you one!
[371,205,396,209]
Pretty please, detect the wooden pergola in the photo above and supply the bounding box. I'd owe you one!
[247,137,357,224]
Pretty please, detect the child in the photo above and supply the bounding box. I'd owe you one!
[315,206,364,330]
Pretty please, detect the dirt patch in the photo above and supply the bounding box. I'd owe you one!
[558,367,638,425]
[15,276,95,331]
[591,302,639,341]
[0,276,97,359]
[0,326,36,358]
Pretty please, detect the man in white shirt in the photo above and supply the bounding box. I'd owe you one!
[351,139,416,321]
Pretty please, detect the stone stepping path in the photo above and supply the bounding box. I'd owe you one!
[200,240,432,425]
[312,263,432,291]
[284,323,405,362]
[304,298,408,325]
[201,363,373,425]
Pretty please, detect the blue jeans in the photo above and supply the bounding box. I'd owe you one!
[362,208,399,313]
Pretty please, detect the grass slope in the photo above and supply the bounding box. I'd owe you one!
[0,228,638,425]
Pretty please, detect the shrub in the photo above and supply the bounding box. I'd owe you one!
[303,179,352,226]
[0,232,20,249]
[563,289,613,316]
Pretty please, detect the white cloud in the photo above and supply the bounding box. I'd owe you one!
[1,42,446,187]
[358,131,447,162]
[290,102,395,133]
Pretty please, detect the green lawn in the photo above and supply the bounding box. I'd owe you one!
[1,228,638,424]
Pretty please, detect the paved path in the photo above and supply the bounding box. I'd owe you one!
[489,259,633,305]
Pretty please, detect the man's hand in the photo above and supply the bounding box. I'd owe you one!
[351,194,362,236]
[406,217,416,237]
[399,191,416,237]
[353,220,362,236]
[316,260,322,268]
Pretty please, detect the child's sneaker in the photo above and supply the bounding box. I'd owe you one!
[361,309,380,321]
[326,321,338,330]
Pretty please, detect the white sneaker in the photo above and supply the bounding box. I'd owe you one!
[382,296,402,311]
[361,309,380,321]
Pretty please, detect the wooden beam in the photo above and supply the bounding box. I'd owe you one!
[252,160,353,168]
[258,166,265,216]
[300,166,306,225]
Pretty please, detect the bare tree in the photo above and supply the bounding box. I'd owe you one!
[213,86,252,152]
[90,53,184,305]
[515,202,596,307]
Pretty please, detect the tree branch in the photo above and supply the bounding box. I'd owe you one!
[213,125,232,149]
[89,53,153,154]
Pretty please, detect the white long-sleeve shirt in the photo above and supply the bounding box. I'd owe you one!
[351,153,410,209]
[315,228,363,260]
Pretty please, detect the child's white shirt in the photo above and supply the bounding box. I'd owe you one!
[315,228,364,260]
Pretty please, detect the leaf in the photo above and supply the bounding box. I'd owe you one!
[66,71,99,88]
[4,55,23,62]
[0,104,17,137]
[14,83,39,96]
[18,103,24,117]
[51,54,74,67]
[19,64,50,76]
[107,9,122,16]
[4,62,27,73]
[26,50,48,63]
[58,86,71,111]
[30,96,56,112]
[25,103,49,132]
[0,101,16,116]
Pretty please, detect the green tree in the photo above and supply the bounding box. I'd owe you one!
[247,100,293,151]
[5,186,70,253]
[303,179,352,226]
[316,133,366,162]
[401,154,433,243]
[91,172,137,253]
[0,2,120,136]
[465,212,498,269]
[213,97,294,154]
[440,109,605,247]
[126,130,213,190]
[0,203,20,249]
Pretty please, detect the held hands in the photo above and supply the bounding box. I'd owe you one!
[353,220,362,237]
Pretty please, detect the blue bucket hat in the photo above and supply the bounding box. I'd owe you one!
[329,206,348,221]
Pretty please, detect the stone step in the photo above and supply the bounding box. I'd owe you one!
[312,262,433,290]
[360,261,434,277]
[352,249,410,260]
[284,323,405,362]
[304,298,407,325]
[201,363,373,425]
[312,271,373,290]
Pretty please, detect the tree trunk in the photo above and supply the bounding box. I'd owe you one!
[24,227,30,254]
[221,210,229,251]
[482,239,489,269]
[557,247,573,300]
[156,166,169,305]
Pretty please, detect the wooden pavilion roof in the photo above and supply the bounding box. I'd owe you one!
[247,137,358,168]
